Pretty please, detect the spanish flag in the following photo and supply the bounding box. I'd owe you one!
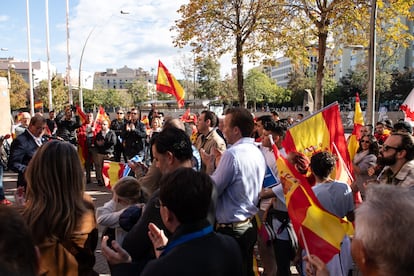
[272,145,354,263]
[347,94,364,161]
[102,161,126,189]
[94,106,111,133]
[76,105,91,166]
[282,102,353,182]
[156,60,185,108]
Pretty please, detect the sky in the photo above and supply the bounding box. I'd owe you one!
[0,0,238,80]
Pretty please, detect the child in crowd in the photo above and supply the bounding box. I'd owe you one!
[96,176,144,245]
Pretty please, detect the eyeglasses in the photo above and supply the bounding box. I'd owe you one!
[155,199,165,208]
[382,145,402,152]
[360,140,370,144]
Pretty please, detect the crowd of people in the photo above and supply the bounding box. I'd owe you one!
[0,105,414,276]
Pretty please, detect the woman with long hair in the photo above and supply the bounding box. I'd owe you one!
[351,134,379,199]
[22,140,98,275]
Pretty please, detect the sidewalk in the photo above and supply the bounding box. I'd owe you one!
[3,170,112,275]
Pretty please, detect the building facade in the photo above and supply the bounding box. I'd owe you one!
[0,58,57,88]
[93,65,154,90]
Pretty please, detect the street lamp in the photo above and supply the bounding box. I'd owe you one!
[78,11,128,111]
[78,26,96,111]
[190,42,198,100]
[366,0,377,125]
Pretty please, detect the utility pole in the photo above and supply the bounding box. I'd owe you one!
[366,0,377,125]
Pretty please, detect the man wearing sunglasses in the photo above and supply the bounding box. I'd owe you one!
[376,133,414,188]
[111,109,127,162]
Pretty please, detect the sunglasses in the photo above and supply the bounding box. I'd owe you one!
[117,112,124,114]
[382,145,402,152]
[360,140,370,144]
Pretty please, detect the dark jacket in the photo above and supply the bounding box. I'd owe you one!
[113,190,169,276]
[8,130,45,187]
[141,220,243,276]
[55,112,81,145]
[94,130,117,155]
[122,120,147,159]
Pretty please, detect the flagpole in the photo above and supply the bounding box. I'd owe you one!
[332,142,354,183]
[45,0,53,111]
[66,0,73,104]
[288,101,340,129]
[25,0,35,116]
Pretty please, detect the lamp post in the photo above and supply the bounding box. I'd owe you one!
[78,26,96,111]
[78,11,128,111]
[190,42,198,99]
[26,0,35,116]
[366,0,377,125]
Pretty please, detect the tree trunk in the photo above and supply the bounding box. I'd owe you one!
[236,35,245,107]
[315,31,328,110]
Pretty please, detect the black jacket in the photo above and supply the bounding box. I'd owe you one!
[55,112,81,145]
[94,130,117,155]
[9,130,45,187]
[122,120,147,159]
[141,220,243,276]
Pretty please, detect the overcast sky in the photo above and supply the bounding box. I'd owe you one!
[1,0,240,79]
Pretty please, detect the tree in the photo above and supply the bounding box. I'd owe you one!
[391,67,414,101]
[276,0,414,110]
[127,80,150,105]
[0,69,29,111]
[172,0,287,107]
[287,71,314,107]
[36,75,68,112]
[244,68,291,110]
[220,74,238,106]
[196,57,221,99]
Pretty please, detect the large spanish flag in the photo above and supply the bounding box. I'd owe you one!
[156,60,185,108]
[347,94,364,161]
[272,145,354,263]
[282,102,353,181]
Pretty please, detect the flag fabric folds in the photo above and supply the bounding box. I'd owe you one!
[102,155,142,188]
[282,102,353,181]
[94,106,110,133]
[156,60,185,108]
[347,94,364,161]
[400,88,414,125]
[102,161,126,189]
[76,105,89,166]
[272,144,354,263]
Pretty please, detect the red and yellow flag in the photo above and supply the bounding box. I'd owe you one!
[282,102,353,182]
[156,60,185,108]
[102,161,126,189]
[272,145,354,263]
[347,94,364,161]
[76,105,88,124]
[94,106,110,133]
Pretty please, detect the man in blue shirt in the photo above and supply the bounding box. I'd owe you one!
[202,107,266,276]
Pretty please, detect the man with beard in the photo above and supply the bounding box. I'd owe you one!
[376,133,414,188]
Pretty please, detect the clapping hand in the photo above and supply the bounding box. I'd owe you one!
[148,223,168,258]
[101,236,132,265]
